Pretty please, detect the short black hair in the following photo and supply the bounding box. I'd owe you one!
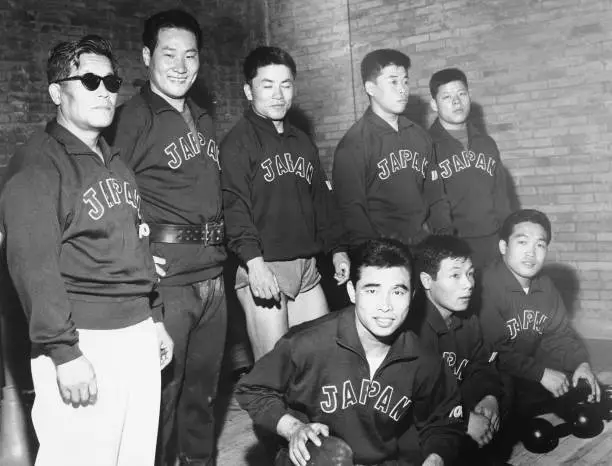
[360,49,411,85]
[142,9,202,52]
[243,46,297,84]
[47,35,118,84]
[429,68,468,98]
[499,209,552,245]
[415,235,472,279]
[349,238,414,289]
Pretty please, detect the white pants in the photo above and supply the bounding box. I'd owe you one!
[31,318,160,466]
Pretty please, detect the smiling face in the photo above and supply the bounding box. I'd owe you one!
[366,64,410,120]
[49,52,117,138]
[500,221,549,288]
[244,63,294,123]
[421,257,475,320]
[143,27,199,108]
[347,265,412,344]
[431,80,471,130]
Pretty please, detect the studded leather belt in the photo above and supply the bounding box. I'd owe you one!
[148,221,224,245]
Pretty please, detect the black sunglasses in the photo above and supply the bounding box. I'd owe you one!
[54,73,123,93]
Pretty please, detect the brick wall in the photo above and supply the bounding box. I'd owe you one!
[0,0,266,176]
[268,0,612,339]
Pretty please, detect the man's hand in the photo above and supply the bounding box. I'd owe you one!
[474,395,500,433]
[247,257,280,301]
[540,367,570,398]
[572,362,601,403]
[467,411,493,447]
[422,453,444,466]
[332,251,350,285]
[288,422,330,466]
[56,355,97,407]
[153,255,167,278]
[156,322,174,370]
[277,414,329,466]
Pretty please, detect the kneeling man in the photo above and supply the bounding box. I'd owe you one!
[236,238,465,466]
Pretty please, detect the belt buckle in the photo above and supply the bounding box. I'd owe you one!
[205,222,223,245]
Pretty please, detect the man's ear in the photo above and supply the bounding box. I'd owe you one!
[420,271,433,291]
[142,47,151,67]
[430,97,438,113]
[364,80,376,98]
[346,280,356,304]
[499,239,507,256]
[243,83,253,101]
[48,83,61,106]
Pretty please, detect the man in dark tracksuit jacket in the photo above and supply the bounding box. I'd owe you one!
[410,235,504,463]
[0,35,169,466]
[479,210,600,425]
[220,46,349,362]
[104,10,226,466]
[428,68,512,270]
[237,239,464,466]
[333,49,452,247]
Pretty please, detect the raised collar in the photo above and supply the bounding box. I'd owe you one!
[335,306,421,363]
[140,83,207,120]
[423,295,464,335]
[429,118,481,141]
[45,120,117,160]
[245,107,298,139]
[364,106,415,134]
[492,259,544,294]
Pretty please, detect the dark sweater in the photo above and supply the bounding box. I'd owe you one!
[236,307,465,465]
[429,119,511,238]
[409,294,503,412]
[479,260,589,382]
[332,108,452,246]
[105,85,226,285]
[219,109,344,263]
[0,121,161,365]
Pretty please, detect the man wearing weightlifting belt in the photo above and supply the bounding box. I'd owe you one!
[105,10,226,466]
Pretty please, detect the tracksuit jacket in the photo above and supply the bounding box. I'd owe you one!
[105,85,226,285]
[409,294,503,412]
[0,121,161,366]
[236,307,465,465]
[428,119,511,238]
[332,108,452,247]
[479,260,589,382]
[219,108,344,264]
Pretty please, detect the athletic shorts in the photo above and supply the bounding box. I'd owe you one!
[235,257,321,300]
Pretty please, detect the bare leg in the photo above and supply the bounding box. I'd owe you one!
[237,287,289,361]
[287,284,329,327]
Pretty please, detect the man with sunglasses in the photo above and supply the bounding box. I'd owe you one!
[0,35,172,466]
[105,10,227,466]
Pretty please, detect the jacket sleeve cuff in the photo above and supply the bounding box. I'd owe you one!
[238,243,263,265]
[150,288,164,322]
[49,343,83,366]
[256,404,289,434]
[525,363,546,382]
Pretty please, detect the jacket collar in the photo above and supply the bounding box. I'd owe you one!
[245,107,298,139]
[364,106,415,134]
[140,83,207,120]
[423,295,464,335]
[429,118,482,141]
[492,259,544,294]
[335,306,421,362]
[46,120,117,160]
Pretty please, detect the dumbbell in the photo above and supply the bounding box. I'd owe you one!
[520,417,559,454]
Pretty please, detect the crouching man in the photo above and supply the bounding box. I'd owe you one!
[236,238,465,466]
